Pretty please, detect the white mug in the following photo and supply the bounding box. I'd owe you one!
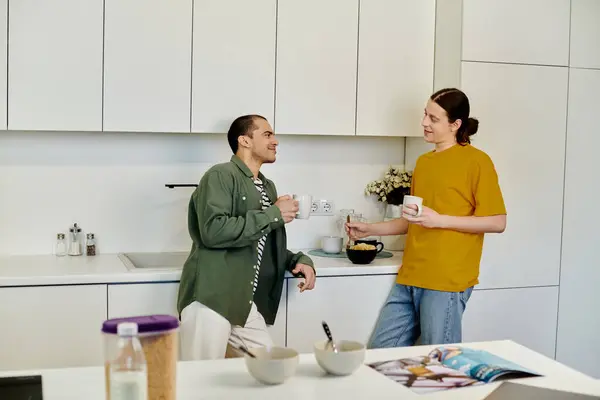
[293,194,313,219]
[402,195,423,217]
[322,235,343,254]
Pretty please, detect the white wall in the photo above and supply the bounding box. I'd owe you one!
[0,131,404,255]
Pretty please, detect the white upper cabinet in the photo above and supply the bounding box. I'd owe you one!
[103,0,192,133]
[462,0,570,66]
[570,0,600,69]
[191,0,276,133]
[0,0,6,130]
[8,0,103,131]
[275,0,359,135]
[356,0,435,137]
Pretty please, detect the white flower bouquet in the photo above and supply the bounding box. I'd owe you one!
[365,165,412,206]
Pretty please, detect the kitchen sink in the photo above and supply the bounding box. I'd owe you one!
[119,251,189,271]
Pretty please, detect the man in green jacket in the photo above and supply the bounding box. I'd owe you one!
[177,114,316,360]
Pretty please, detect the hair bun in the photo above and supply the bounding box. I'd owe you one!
[465,117,479,136]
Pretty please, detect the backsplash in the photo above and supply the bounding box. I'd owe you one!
[0,131,407,255]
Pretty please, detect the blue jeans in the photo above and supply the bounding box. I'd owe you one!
[368,283,473,349]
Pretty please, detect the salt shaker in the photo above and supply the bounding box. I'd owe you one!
[86,233,97,256]
[55,233,67,257]
[68,223,82,256]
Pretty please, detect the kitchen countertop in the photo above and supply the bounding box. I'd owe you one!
[1,340,599,399]
[0,249,402,287]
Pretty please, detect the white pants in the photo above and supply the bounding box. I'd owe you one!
[179,301,274,360]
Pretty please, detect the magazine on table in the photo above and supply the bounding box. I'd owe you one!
[368,346,541,394]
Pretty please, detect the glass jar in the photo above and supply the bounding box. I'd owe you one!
[102,315,179,400]
[55,233,67,257]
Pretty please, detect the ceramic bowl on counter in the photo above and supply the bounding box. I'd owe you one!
[346,239,384,264]
[313,339,366,376]
[244,346,299,385]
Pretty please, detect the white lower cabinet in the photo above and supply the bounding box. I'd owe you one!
[107,282,180,319]
[0,285,107,371]
[286,274,398,354]
[463,286,559,359]
[107,281,287,349]
[268,283,287,348]
[0,279,560,372]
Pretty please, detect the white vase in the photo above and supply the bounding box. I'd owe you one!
[380,204,406,251]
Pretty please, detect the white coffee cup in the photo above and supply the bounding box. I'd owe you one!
[402,195,423,217]
[293,194,313,219]
[322,236,343,254]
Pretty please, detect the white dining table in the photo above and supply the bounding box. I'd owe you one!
[1,339,599,399]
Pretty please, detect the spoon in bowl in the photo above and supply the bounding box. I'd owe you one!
[321,321,339,353]
[346,214,352,249]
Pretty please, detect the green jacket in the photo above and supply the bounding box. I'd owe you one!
[177,155,314,326]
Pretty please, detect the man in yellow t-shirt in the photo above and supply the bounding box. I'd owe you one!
[346,88,506,348]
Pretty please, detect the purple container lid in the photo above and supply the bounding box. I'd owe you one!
[101,314,179,334]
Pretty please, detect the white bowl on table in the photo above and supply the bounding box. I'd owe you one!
[313,339,366,376]
[244,346,299,385]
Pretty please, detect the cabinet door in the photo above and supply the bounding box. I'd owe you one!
[286,274,397,354]
[0,285,107,371]
[557,68,600,379]
[463,287,559,359]
[570,0,600,69]
[191,0,276,133]
[356,0,435,137]
[8,0,103,131]
[103,0,192,132]
[108,282,180,319]
[109,282,286,348]
[267,281,286,347]
[275,0,358,135]
[0,0,6,130]
[461,62,568,289]
[462,0,570,66]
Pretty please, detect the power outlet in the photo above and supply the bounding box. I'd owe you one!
[311,199,335,216]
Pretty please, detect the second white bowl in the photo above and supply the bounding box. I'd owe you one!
[313,339,366,376]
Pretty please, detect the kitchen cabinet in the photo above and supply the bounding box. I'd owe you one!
[286,274,397,353]
[461,61,568,290]
[103,0,192,132]
[8,0,103,131]
[0,285,107,371]
[0,0,6,130]
[275,0,358,135]
[570,0,600,69]
[356,0,435,137]
[108,281,286,349]
[268,282,287,348]
[463,286,559,359]
[191,0,276,133]
[557,68,600,378]
[462,0,570,66]
[107,282,180,319]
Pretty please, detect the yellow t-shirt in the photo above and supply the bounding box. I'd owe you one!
[396,144,506,292]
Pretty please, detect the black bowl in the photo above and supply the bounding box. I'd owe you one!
[346,248,378,264]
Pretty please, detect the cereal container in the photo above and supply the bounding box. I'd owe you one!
[102,315,179,400]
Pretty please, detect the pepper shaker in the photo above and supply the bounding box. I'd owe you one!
[86,233,97,256]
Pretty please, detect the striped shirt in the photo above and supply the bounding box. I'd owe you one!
[252,177,272,293]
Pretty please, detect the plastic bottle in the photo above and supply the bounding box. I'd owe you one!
[108,322,148,400]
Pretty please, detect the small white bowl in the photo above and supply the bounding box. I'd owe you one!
[244,346,299,385]
[313,339,366,376]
